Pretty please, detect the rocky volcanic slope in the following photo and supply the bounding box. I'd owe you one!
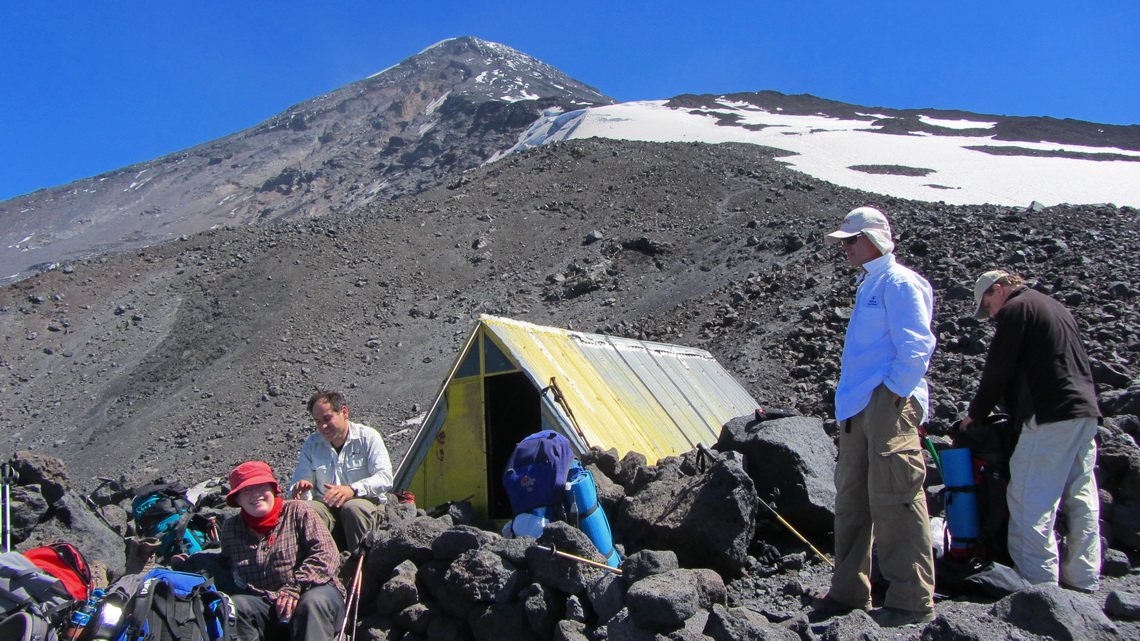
[3,137,1138,493]
[0,37,613,281]
[5,137,1140,640]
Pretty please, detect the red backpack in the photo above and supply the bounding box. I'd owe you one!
[22,543,93,600]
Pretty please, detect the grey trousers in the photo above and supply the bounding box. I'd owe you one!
[829,384,936,612]
[232,584,345,641]
[1007,415,1100,589]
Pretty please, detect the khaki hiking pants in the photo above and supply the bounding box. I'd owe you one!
[306,497,382,553]
[830,384,935,613]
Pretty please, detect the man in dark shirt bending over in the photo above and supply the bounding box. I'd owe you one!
[959,270,1101,591]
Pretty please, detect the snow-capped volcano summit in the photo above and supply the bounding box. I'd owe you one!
[2,37,1137,283]
[401,38,609,106]
[0,37,613,281]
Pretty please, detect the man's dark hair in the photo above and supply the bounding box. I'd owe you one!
[308,390,347,414]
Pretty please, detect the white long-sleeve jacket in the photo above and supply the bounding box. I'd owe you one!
[835,253,936,423]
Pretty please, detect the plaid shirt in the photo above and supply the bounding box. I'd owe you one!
[220,500,344,602]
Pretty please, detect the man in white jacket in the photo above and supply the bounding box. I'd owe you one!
[814,207,937,627]
[290,390,393,552]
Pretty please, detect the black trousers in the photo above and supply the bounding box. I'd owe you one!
[231,584,345,641]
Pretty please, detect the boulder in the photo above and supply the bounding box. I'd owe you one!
[554,619,590,641]
[704,603,797,641]
[918,615,1003,641]
[1100,380,1140,417]
[615,451,651,495]
[443,548,523,604]
[587,463,626,515]
[820,609,880,641]
[585,570,624,626]
[620,450,757,575]
[563,594,588,623]
[715,415,836,534]
[377,559,421,616]
[600,607,656,641]
[368,516,450,576]
[581,447,622,482]
[431,525,500,562]
[521,581,564,638]
[417,559,476,620]
[468,601,542,641]
[393,602,444,636]
[626,569,701,631]
[1102,548,1132,577]
[7,485,49,543]
[488,535,530,567]
[10,452,70,503]
[1110,501,1140,550]
[991,583,1118,640]
[525,522,609,595]
[689,568,728,610]
[18,491,125,576]
[1105,590,1140,620]
[620,549,679,587]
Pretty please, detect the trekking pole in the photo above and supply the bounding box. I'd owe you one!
[335,551,365,641]
[534,544,622,575]
[756,497,833,567]
[2,462,15,552]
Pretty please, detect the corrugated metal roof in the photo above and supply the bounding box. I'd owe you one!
[481,315,757,462]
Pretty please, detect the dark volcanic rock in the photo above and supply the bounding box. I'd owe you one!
[715,415,837,534]
[443,548,523,603]
[619,450,757,575]
[626,569,701,631]
[704,603,797,641]
[1106,590,1140,620]
[991,583,1119,640]
[526,522,609,595]
[10,452,70,503]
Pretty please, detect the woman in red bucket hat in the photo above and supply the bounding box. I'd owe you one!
[220,461,346,640]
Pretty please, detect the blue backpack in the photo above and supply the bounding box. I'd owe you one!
[502,430,575,517]
[502,433,621,568]
[99,569,233,641]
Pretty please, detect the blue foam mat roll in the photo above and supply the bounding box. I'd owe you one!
[567,468,621,568]
[940,448,980,544]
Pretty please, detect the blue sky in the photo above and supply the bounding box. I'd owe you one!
[1,1,1136,202]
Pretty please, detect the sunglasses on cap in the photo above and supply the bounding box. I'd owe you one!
[842,234,863,246]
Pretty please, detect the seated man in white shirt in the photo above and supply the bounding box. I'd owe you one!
[290,391,393,552]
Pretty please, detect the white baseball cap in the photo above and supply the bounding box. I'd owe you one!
[826,206,895,255]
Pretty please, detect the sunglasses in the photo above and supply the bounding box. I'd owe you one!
[842,234,863,246]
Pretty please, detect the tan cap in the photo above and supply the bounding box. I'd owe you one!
[973,270,1009,319]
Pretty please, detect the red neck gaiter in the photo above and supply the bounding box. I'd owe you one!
[241,494,283,536]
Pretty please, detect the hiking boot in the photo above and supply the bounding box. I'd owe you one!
[1060,581,1098,594]
[869,606,936,627]
[811,593,867,615]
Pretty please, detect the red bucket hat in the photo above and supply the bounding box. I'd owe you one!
[226,461,281,507]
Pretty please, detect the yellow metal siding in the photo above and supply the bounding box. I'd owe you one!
[408,376,489,514]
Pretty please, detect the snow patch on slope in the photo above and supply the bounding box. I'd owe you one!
[498,100,1140,208]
